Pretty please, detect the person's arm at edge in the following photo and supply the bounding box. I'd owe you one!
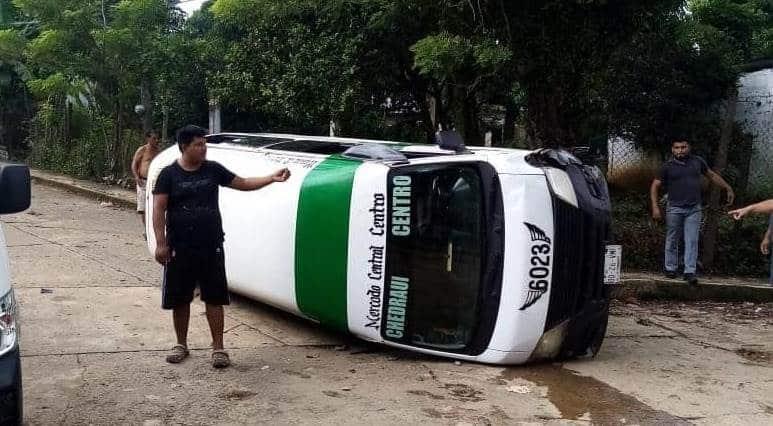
[729,199,773,220]
[228,168,291,191]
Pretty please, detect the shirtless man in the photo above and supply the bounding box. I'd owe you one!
[132,130,161,228]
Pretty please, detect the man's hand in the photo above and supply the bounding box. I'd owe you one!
[652,206,663,221]
[762,238,770,256]
[155,244,171,264]
[726,188,735,207]
[137,177,146,188]
[272,168,291,182]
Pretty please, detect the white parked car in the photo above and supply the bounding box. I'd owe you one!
[0,163,30,424]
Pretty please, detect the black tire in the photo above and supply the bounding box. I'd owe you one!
[587,313,609,357]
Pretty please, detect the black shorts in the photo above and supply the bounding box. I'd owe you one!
[162,246,229,309]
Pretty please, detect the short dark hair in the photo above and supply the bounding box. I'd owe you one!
[144,130,159,138]
[176,125,207,152]
[672,139,689,145]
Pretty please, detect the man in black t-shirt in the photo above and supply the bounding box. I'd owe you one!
[650,139,734,285]
[152,125,290,368]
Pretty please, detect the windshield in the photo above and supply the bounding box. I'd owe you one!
[382,164,484,351]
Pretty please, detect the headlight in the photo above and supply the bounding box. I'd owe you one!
[0,289,18,356]
[544,168,578,208]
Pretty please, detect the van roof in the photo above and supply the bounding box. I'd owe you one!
[205,132,532,159]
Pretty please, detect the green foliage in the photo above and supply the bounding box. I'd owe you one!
[4,0,773,185]
[0,28,23,60]
[412,33,511,81]
[26,72,74,98]
[14,0,197,180]
[690,0,772,61]
[604,0,773,153]
[209,0,261,26]
[28,101,113,178]
[412,33,474,81]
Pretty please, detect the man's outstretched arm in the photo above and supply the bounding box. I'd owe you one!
[729,199,773,220]
[228,168,290,191]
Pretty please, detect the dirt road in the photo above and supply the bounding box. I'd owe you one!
[4,184,771,425]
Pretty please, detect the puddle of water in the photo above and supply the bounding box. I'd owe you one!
[500,364,690,424]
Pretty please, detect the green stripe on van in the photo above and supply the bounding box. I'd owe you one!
[295,156,361,332]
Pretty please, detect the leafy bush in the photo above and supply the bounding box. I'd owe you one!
[28,102,115,180]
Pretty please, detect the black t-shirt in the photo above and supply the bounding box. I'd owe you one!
[152,160,236,248]
[658,155,709,207]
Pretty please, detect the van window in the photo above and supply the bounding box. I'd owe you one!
[266,140,353,155]
[207,135,292,147]
[382,164,484,351]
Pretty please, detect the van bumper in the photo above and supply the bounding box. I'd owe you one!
[0,347,22,425]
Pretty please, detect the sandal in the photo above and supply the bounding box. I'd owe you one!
[212,350,231,369]
[165,344,189,364]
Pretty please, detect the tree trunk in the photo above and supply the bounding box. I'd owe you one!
[161,105,169,144]
[461,94,480,145]
[420,93,438,144]
[701,87,737,271]
[111,99,122,179]
[502,99,517,146]
[63,98,71,146]
[525,86,575,148]
[447,86,481,145]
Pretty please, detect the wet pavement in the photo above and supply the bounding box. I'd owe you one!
[500,365,688,424]
[3,183,772,425]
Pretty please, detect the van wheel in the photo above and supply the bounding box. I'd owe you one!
[586,314,609,357]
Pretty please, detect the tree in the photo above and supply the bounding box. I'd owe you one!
[13,0,188,177]
[0,0,34,158]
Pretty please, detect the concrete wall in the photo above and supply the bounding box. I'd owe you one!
[736,68,773,193]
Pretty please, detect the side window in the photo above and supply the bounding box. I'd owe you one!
[266,140,353,155]
[206,135,292,147]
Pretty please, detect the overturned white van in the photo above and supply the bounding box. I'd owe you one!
[146,133,618,364]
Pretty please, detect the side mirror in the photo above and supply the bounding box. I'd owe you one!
[435,130,468,153]
[0,163,31,214]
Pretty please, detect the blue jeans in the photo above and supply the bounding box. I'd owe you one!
[665,204,702,274]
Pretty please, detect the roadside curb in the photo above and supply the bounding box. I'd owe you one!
[615,278,773,303]
[30,170,137,210]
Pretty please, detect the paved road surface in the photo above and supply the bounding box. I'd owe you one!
[3,183,771,425]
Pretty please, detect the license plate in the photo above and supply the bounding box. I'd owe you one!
[603,245,622,285]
